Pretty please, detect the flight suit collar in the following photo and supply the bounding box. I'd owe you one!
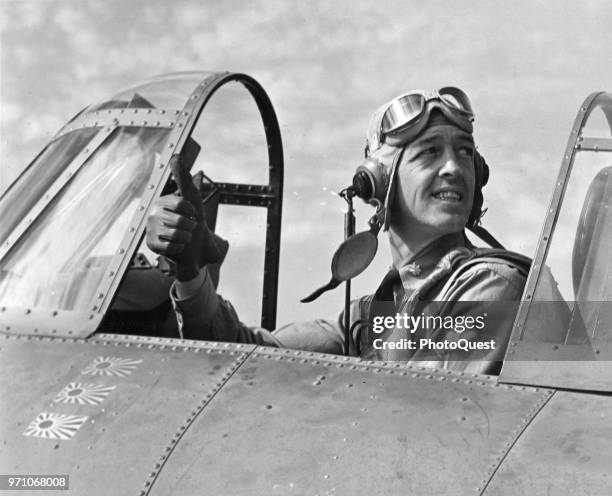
[397,232,468,292]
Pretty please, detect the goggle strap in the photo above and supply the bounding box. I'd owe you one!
[382,147,406,231]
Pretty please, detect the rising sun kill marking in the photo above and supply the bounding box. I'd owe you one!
[23,413,88,440]
[53,382,116,405]
[81,357,143,377]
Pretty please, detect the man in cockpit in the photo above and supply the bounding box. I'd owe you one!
[146,87,530,375]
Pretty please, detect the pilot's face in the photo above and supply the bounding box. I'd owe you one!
[391,124,476,240]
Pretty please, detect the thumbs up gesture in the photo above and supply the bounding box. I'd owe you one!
[146,153,227,281]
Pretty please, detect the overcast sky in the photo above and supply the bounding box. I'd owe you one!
[1,0,611,325]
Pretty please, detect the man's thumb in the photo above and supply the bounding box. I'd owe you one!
[170,154,192,196]
[170,154,202,217]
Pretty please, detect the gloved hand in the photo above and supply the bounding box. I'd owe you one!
[146,154,226,281]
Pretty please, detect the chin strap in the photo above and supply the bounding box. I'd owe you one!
[468,224,505,249]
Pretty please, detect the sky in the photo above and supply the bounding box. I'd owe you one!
[1,0,612,326]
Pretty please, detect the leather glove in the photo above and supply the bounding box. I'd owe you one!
[146,153,227,281]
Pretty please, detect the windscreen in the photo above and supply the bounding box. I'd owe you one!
[520,107,612,351]
[84,72,209,114]
[0,127,170,312]
[0,128,99,245]
[520,153,612,351]
[503,97,612,392]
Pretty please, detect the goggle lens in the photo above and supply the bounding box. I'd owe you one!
[381,94,425,134]
[438,87,473,116]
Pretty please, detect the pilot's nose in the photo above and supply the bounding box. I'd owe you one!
[438,149,462,177]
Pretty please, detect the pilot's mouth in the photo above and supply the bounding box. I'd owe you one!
[433,191,462,202]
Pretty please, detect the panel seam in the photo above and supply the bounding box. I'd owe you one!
[140,346,256,496]
[478,389,556,495]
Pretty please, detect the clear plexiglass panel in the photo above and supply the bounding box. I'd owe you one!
[516,104,612,359]
[84,72,211,113]
[0,128,100,245]
[0,127,170,311]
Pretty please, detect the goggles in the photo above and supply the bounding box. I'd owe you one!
[368,87,474,152]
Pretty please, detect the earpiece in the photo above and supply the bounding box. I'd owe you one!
[469,151,489,227]
[352,158,390,205]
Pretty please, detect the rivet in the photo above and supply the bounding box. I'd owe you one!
[25,309,31,314]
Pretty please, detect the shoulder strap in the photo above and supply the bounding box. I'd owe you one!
[436,249,531,300]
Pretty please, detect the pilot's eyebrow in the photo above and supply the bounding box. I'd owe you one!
[457,135,475,147]
[411,135,441,147]
[417,133,475,146]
